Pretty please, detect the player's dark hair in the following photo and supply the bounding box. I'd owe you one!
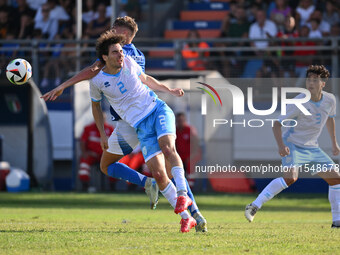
[112,16,138,36]
[306,65,330,81]
[96,30,124,64]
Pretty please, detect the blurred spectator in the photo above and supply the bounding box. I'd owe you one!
[26,0,46,10]
[276,15,298,77]
[82,0,97,24]
[295,0,315,27]
[0,9,9,38]
[12,0,36,33]
[123,0,141,21]
[78,115,114,190]
[330,23,340,37]
[34,3,58,40]
[218,5,250,77]
[182,30,210,71]
[249,9,277,49]
[248,0,268,23]
[85,3,110,39]
[293,25,317,84]
[270,0,291,31]
[16,0,36,18]
[175,113,201,188]
[34,0,69,23]
[242,9,277,78]
[308,18,322,38]
[227,0,238,23]
[18,14,35,39]
[323,0,340,26]
[59,0,73,16]
[57,25,77,78]
[40,24,77,88]
[0,30,19,60]
[308,10,330,36]
[0,0,16,14]
[40,38,63,87]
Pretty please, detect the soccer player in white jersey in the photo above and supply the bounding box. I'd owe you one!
[90,31,196,232]
[245,65,340,228]
[41,17,208,232]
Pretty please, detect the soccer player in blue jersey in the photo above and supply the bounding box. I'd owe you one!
[42,17,207,232]
[245,65,340,228]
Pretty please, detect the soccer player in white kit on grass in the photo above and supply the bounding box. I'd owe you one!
[41,17,207,232]
[90,31,196,232]
[245,65,340,228]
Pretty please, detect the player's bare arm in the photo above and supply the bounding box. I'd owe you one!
[41,60,104,101]
[326,117,340,156]
[272,121,290,157]
[139,72,184,97]
[91,101,108,151]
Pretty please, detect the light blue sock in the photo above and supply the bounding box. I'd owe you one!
[107,162,147,187]
[172,178,199,216]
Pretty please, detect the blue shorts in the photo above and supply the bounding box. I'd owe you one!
[282,139,335,174]
[136,100,176,162]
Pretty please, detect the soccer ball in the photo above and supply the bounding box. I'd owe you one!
[6,58,32,85]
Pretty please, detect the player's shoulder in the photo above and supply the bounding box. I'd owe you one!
[322,91,336,100]
[90,70,102,83]
[135,47,145,57]
[322,91,336,104]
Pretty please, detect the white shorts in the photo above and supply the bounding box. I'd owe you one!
[106,120,139,156]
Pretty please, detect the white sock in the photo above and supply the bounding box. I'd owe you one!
[329,184,340,222]
[253,177,288,208]
[160,182,190,219]
[171,166,187,195]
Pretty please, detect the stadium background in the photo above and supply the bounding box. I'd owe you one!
[0,0,340,194]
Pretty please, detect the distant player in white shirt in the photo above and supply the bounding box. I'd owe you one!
[90,31,196,232]
[245,65,340,228]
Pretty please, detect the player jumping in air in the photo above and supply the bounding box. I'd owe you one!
[245,65,340,228]
[90,31,198,232]
[41,16,207,232]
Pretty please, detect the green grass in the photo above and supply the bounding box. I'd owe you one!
[0,192,338,254]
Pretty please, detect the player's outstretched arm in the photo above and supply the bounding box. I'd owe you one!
[91,101,108,151]
[139,73,184,97]
[272,121,290,157]
[41,60,104,101]
[326,117,340,156]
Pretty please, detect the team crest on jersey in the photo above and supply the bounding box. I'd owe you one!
[142,146,147,156]
[104,81,111,88]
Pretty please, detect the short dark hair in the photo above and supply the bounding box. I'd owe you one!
[112,16,138,36]
[96,30,124,64]
[306,65,330,81]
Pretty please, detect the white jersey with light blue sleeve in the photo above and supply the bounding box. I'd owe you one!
[90,56,158,128]
[278,91,336,148]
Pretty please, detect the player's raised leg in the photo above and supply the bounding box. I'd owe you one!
[146,153,196,232]
[100,150,159,209]
[318,169,340,228]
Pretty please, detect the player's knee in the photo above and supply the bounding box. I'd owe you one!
[152,170,167,184]
[284,176,298,186]
[160,144,176,159]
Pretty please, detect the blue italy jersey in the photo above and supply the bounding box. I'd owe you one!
[123,43,145,72]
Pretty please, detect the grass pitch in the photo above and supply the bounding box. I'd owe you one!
[0,192,338,254]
